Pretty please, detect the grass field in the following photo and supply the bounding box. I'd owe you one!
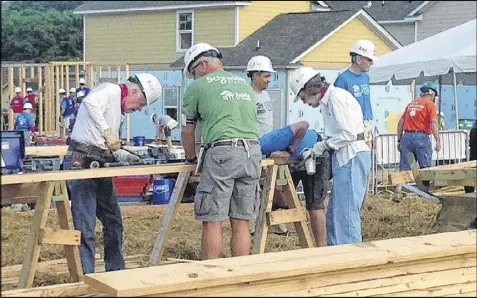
[1,192,440,289]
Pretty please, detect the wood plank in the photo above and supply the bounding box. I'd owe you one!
[419,161,476,171]
[252,165,278,254]
[266,208,307,226]
[408,153,426,190]
[17,182,55,288]
[39,228,81,246]
[2,160,275,185]
[373,282,477,297]
[389,171,414,185]
[434,179,476,187]
[156,254,476,297]
[276,267,476,297]
[149,171,191,265]
[419,169,476,182]
[1,183,46,205]
[84,231,476,296]
[56,181,84,283]
[1,282,97,297]
[25,145,68,157]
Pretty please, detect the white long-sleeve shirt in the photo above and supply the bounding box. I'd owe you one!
[70,83,122,149]
[320,85,370,167]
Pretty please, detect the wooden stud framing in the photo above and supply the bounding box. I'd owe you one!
[38,66,44,133]
[66,66,70,96]
[7,66,14,130]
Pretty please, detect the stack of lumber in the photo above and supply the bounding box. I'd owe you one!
[83,230,476,297]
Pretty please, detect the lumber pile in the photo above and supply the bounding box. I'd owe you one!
[83,230,476,297]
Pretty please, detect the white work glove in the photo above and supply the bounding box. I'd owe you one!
[311,141,329,157]
[113,149,141,163]
[103,129,121,150]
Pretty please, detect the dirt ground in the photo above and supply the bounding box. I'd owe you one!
[1,192,441,289]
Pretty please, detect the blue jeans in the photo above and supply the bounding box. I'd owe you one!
[327,151,371,246]
[399,132,432,171]
[63,155,125,274]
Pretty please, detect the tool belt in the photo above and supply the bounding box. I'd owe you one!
[66,138,117,169]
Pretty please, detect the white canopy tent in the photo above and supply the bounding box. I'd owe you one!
[370,19,476,83]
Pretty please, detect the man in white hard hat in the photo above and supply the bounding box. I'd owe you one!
[63,73,162,274]
[24,87,37,115]
[291,67,371,246]
[10,87,25,117]
[59,88,75,137]
[334,39,376,148]
[76,77,90,97]
[151,113,178,150]
[181,42,261,260]
[247,55,276,137]
[14,103,35,146]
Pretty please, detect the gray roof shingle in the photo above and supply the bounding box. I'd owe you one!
[74,1,249,13]
[171,9,359,67]
[323,1,425,21]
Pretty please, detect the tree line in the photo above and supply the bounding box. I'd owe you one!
[1,1,84,62]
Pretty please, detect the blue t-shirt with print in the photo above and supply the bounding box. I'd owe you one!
[76,86,90,97]
[60,97,75,117]
[334,69,373,120]
[292,129,323,159]
[14,112,34,131]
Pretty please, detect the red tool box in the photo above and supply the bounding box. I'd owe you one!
[112,176,150,197]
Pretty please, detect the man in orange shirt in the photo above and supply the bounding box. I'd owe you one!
[397,81,441,175]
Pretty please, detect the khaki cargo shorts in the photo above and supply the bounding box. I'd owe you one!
[194,142,262,222]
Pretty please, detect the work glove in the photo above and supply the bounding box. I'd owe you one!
[311,141,329,157]
[103,129,121,150]
[113,149,141,163]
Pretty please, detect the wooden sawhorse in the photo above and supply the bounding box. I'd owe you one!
[149,160,313,265]
[252,163,314,254]
[1,180,83,288]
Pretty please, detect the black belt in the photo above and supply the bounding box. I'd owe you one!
[405,130,427,134]
[209,139,259,148]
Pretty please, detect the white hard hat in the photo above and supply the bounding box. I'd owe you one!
[77,91,85,98]
[246,55,276,73]
[58,88,66,94]
[79,78,86,84]
[26,87,33,92]
[129,73,162,105]
[15,87,22,93]
[23,103,33,110]
[350,39,377,61]
[183,42,222,79]
[289,67,319,102]
[70,87,76,93]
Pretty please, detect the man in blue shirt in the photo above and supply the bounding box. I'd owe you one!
[59,88,75,137]
[260,127,330,247]
[14,103,35,146]
[76,78,91,97]
[334,39,376,148]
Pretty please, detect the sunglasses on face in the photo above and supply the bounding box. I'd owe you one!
[187,50,223,73]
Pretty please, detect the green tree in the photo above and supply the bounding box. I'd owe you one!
[1,1,84,62]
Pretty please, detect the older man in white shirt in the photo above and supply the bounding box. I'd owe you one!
[290,67,371,246]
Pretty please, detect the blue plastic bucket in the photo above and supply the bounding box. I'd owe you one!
[152,178,176,205]
[133,136,145,146]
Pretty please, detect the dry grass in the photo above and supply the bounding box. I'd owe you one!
[1,192,440,289]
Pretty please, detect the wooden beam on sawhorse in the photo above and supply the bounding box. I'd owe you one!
[2,181,84,288]
[252,164,314,254]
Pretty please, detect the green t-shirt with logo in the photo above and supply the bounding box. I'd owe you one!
[182,70,259,145]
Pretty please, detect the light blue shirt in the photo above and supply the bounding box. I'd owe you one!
[334,69,373,121]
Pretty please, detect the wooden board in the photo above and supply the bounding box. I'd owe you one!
[1,282,97,297]
[83,230,476,296]
[1,160,275,185]
[39,228,81,246]
[25,145,68,157]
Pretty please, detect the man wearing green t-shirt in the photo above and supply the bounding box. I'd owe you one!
[181,43,262,260]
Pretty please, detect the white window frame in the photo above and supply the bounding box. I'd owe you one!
[176,10,194,53]
[162,86,180,120]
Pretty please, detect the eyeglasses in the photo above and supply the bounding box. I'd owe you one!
[127,75,147,102]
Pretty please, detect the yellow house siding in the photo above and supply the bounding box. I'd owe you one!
[85,12,176,65]
[239,1,311,41]
[299,18,393,69]
[85,8,234,65]
[194,8,235,47]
